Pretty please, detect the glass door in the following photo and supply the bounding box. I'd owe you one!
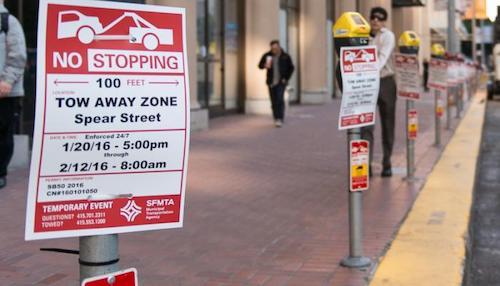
[197,0,224,113]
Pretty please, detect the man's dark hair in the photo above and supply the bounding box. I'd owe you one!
[370,7,388,21]
[270,40,280,46]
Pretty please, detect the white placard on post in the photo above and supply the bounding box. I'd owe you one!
[338,46,380,130]
[394,53,421,100]
[25,0,190,240]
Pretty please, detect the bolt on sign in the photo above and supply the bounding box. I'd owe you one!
[82,268,138,286]
[25,0,190,240]
[350,140,369,192]
[338,46,380,130]
[394,53,421,100]
[408,109,418,140]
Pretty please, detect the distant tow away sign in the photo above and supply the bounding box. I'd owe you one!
[25,0,190,240]
[394,53,421,100]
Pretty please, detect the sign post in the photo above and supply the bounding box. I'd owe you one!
[395,31,421,181]
[446,54,458,129]
[337,44,378,268]
[428,48,447,146]
[27,0,190,282]
[333,12,375,269]
[456,57,465,117]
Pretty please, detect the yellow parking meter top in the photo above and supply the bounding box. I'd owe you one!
[398,31,420,47]
[333,12,370,38]
[431,43,445,56]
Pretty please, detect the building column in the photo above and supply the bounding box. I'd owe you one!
[299,0,330,104]
[335,0,357,18]
[244,0,280,115]
[393,6,431,70]
[147,0,209,130]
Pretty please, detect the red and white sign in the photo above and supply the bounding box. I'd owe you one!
[428,58,448,91]
[26,0,190,240]
[408,109,418,140]
[82,268,138,286]
[350,140,369,192]
[394,53,421,100]
[338,46,379,130]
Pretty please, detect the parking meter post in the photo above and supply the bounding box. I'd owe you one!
[334,12,371,269]
[80,234,120,283]
[406,99,415,178]
[446,87,452,130]
[431,44,445,147]
[434,88,441,146]
[398,31,420,180]
[341,127,371,268]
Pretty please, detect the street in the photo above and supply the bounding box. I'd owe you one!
[465,99,500,286]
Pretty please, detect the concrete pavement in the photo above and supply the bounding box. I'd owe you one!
[0,94,464,285]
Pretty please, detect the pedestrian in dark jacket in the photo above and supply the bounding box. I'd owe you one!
[258,40,294,127]
[0,2,27,189]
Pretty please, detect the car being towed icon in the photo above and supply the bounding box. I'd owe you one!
[57,10,174,50]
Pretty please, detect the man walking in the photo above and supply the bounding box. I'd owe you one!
[361,7,397,177]
[258,40,294,128]
[0,1,27,189]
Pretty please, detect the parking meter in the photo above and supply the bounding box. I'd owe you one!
[333,12,371,91]
[398,31,420,180]
[398,31,420,54]
[333,12,372,269]
[431,43,445,58]
[430,43,446,146]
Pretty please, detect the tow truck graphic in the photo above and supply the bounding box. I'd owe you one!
[57,10,173,50]
[344,50,375,63]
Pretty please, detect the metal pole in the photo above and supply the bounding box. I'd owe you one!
[455,85,461,118]
[76,0,148,282]
[434,88,441,146]
[446,87,452,130]
[406,100,415,179]
[447,0,459,53]
[80,235,120,283]
[341,128,371,268]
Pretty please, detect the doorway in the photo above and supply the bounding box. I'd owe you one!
[197,0,242,117]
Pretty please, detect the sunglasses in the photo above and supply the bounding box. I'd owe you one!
[370,14,385,21]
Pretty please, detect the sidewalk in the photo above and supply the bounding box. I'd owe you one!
[0,94,463,286]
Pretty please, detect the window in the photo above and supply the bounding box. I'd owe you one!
[61,13,79,22]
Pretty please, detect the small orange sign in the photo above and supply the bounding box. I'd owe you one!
[350,140,369,192]
[408,109,418,140]
[436,98,444,117]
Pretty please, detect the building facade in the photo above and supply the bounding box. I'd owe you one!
[9,0,438,133]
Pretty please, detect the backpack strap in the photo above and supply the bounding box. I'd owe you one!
[0,12,9,35]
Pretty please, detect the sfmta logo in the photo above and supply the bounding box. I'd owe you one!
[120,200,142,222]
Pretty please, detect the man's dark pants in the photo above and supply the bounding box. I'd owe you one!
[361,76,397,170]
[0,97,19,177]
[268,83,286,120]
